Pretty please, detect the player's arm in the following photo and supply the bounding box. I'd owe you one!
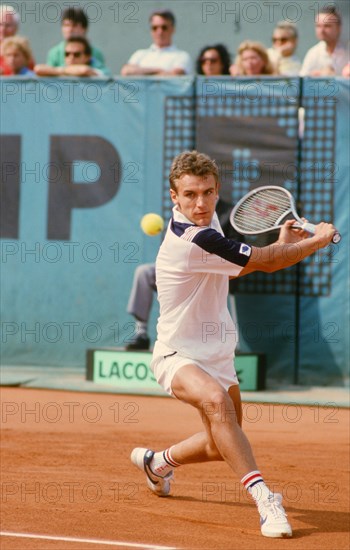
[237,219,335,277]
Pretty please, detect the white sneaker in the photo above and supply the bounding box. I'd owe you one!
[130,447,173,497]
[258,493,292,538]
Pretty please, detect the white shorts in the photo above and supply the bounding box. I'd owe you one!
[151,341,239,397]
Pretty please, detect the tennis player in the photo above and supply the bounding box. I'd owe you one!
[131,151,336,538]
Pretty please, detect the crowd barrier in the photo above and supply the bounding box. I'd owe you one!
[1,77,349,386]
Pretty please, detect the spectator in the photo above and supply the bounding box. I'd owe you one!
[121,9,192,76]
[267,21,301,76]
[1,36,35,76]
[0,4,20,74]
[342,62,350,77]
[46,7,109,75]
[35,36,105,77]
[196,44,231,75]
[125,199,242,351]
[300,6,349,76]
[230,41,276,76]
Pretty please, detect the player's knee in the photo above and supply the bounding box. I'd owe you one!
[201,389,232,423]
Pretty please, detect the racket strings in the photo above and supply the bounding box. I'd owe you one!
[233,189,291,232]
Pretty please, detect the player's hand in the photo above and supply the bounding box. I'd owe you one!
[278,219,309,244]
[313,222,337,247]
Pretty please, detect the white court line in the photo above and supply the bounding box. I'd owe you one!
[0,531,178,550]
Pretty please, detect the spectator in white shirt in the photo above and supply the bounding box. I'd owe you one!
[300,6,349,76]
[120,9,192,76]
[267,21,301,76]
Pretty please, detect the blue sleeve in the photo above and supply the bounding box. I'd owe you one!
[192,227,251,267]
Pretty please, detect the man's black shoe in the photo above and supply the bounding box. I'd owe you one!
[125,334,150,351]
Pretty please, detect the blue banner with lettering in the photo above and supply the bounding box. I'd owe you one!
[0,77,194,366]
[0,77,349,386]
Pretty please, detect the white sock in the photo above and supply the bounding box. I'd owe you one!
[249,482,273,502]
[150,447,181,477]
[241,470,273,503]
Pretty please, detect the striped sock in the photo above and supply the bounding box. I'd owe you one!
[241,470,273,502]
[150,446,181,477]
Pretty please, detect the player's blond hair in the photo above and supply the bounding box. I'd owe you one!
[169,150,219,191]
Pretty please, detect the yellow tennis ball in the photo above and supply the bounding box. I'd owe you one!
[140,213,164,236]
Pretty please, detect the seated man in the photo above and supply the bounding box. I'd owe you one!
[46,7,110,76]
[121,9,192,76]
[267,21,301,76]
[35,37,106,77]
[126,263,156,350]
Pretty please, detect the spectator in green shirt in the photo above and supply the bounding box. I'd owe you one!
[46,7,110,76]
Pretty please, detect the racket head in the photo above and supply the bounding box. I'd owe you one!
[230,185,297,235]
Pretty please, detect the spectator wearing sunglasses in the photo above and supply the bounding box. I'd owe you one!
[45,7,110,76]
[121,9,192,76]
[35,36,105,77]
[267,21,301,76]
[196,44,231,76]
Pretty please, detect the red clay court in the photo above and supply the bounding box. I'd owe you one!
[1,386,349,549]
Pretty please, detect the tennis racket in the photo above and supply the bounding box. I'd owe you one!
[230,185,341,244]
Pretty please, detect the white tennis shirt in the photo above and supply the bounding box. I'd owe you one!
[154,206,252,364]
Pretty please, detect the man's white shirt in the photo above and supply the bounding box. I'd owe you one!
[300,40,349,76]
[128,44,192,74]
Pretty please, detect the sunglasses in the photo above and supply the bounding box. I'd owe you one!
[151,24,170,31]
[201,57,220,64]
[65,51,84,58]
[272,37,291,43]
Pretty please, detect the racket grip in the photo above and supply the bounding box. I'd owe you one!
[298,221,316,234]
[295,222,341,244]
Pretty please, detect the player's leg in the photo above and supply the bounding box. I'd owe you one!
[144,376,244,469]
[156,389,240,465]
[159,364,291,538]
[169,364,257,478]
[130,363,291,537]
[131,364,246,481]
[132,364,251,489]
